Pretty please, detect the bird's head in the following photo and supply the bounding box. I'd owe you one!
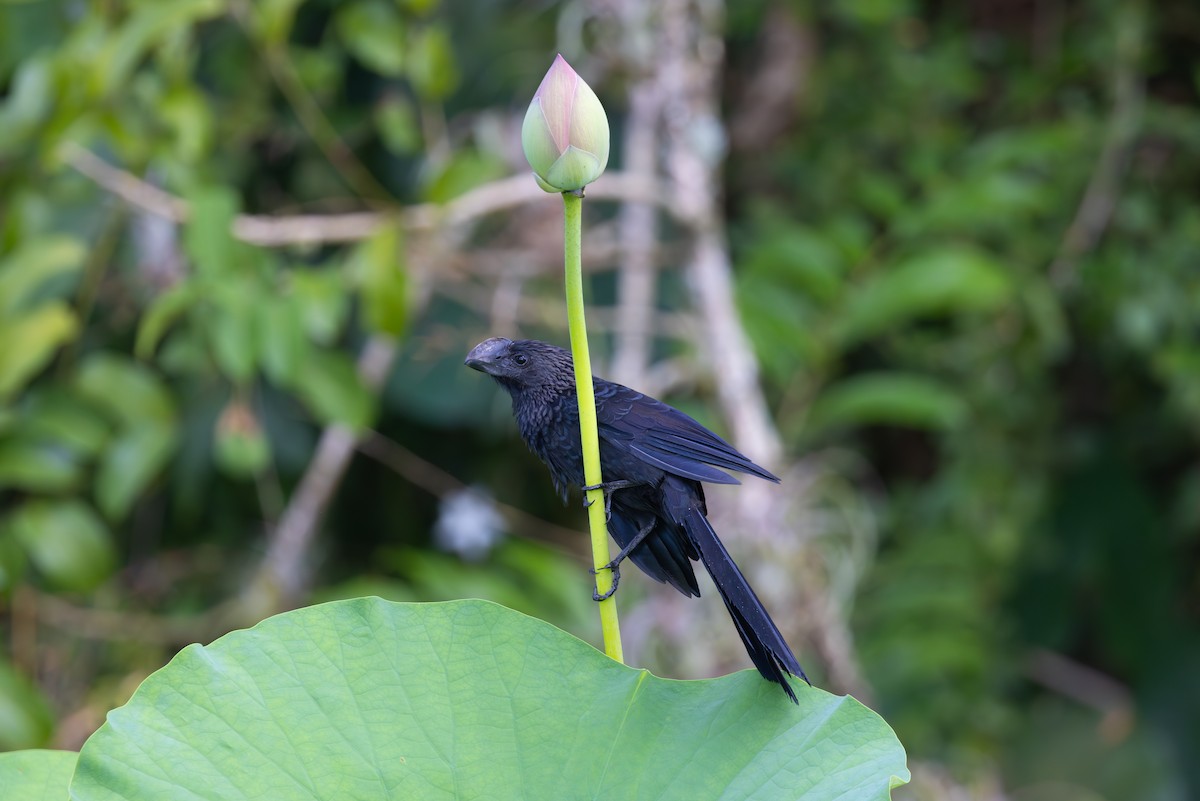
[464,337,574,393]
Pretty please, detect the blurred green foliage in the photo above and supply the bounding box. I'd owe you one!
[728,0,1200,796]
[0,0,1197,799]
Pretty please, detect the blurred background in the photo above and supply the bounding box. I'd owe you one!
[1,0,1198,798]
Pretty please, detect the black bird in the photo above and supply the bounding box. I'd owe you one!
[466,337,808,701]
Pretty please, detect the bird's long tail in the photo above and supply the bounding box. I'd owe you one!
[677,500,809,703]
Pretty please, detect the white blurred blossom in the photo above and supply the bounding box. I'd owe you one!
[433,487,505,561]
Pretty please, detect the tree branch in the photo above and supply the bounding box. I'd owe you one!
[230,0,396,204]
[609,3,663,388]
[62,144,189,222]
[62,143,673,246]
[1049,6,1144,289]
[356,432,585,552]
[247,336,398,609]
[653,0,870,699]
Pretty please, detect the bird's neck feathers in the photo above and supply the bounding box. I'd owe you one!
[505,374,574,432]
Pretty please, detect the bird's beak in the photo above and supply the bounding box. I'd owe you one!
[465,337,513,376]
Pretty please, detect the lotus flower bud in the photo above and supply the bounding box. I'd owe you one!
[521,54,610,193]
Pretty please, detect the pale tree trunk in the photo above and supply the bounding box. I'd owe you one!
[595,0,872,700]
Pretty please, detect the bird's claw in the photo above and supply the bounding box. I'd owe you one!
[582,480,640,493]
[590,564,621,601]
[582,480,637,520]
[582,489,612,520]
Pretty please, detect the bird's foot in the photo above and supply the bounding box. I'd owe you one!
[582,492,614,522]
[582,480,640,493]
[587,518,654,602]
[590,563,621,601]
[581,479,639,520]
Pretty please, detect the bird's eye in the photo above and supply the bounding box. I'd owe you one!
[513,353,528,366]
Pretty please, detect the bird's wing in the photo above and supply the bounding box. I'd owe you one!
[594,379,780,485]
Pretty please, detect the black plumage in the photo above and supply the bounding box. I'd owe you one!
[466,337,808,701]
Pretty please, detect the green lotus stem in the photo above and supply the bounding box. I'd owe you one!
[561,190,623,663]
